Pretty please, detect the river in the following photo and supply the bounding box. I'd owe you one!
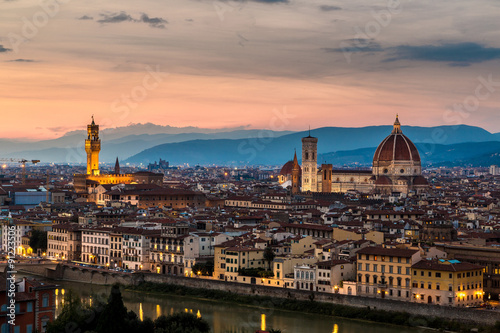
[48,279,426,333]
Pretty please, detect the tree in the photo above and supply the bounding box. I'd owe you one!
[96,284,128,333]
[29,229,47,252]
[46,289,102,333]
[191,261,214,276]
[263,246,275,270]
[154,312,210,333]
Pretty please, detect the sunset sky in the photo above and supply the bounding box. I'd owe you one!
[1,0,500,139]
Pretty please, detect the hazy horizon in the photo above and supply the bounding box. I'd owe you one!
[1,0,499,139]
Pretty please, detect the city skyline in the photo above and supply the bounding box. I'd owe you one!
[1,0,500,140]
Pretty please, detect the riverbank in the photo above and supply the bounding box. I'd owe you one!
[21,263,500,331]
[127,282,500,333]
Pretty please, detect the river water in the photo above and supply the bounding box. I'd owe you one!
[49,279,426,333]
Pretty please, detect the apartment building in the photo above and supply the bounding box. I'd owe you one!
[356,247,421,300]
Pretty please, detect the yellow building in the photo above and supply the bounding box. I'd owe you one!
[290,236,316,255]
[47,223,82,261]
[224,246,266,281]
[411,259,484,307]
[356,246,420,300]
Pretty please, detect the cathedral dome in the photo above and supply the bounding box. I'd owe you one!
[373,116,420,164]
[372,116,422,178]
[279,160,301,176]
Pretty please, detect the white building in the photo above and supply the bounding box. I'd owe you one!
[490,165,499,176]
[294,264,316,291]
[315,259,355,293]
[184,232,233,276]
[81,227,111,266]
[1,219,34,254]
[122,229,153,270]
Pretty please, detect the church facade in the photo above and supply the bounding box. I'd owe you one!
[279,116,429,195]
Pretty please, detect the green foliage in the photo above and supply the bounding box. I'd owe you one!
[154,312,210,333]
[47,284,212,333]
[29,229,47,252]
[263,246,275,269]
[191,261,214,276]
[96,284,128,333]
[238,268,274,278]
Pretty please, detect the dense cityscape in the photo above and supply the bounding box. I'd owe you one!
[1,116,500,332]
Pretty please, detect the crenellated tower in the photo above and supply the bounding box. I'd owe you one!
[85,116,101,176]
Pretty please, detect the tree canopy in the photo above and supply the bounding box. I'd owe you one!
[29,229,47,252]
[47,284,211,333]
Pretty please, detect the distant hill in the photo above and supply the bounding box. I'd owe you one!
[3,123,500,164]
[2,129,293,163]
[318,141,500,167]
[125,125,500,166]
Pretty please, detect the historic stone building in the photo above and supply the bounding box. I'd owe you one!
[279,116,429,195]
[371,115,428,194]
[74,117,163,198]
[301,132,318,192]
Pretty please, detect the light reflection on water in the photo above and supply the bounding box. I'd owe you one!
[51,280,425,333]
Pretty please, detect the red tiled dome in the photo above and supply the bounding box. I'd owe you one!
[373,116,421,163]
[413,176,429,185]
[375,176,392,185]
[280,161,294,176]
[280,160,301,176]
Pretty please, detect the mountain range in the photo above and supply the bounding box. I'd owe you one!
[1,123,499,167]
[125,125,500,167]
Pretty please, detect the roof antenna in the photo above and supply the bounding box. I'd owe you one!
[308,125,311,137]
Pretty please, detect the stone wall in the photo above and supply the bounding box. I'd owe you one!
[37,264,500,326]
[1,263,58,277]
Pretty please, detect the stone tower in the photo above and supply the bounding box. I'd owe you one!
[291,151,301,194]
[321,164,332,193]
[301,130,318,192]
[85,116,101,176]
[114,157,120,175]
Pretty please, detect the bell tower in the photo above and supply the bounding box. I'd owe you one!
[291,150,301,194]
[301,128,318,192]
[85,116,101,176]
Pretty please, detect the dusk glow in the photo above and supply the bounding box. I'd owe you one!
[1,0,499,139]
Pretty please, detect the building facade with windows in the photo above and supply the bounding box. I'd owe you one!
[356,247,421,300]
[81,227,111,266]
[0,275,57,333]
[411,259,484,307]
[47,223,81,261]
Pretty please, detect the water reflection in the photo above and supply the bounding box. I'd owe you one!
[52,281,424,333]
